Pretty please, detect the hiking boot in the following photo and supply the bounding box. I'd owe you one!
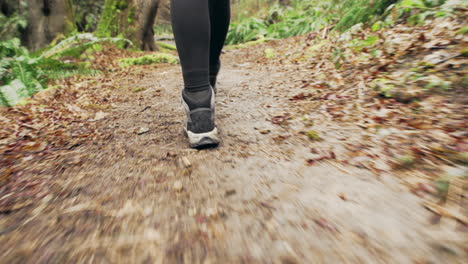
[182,87,220,148]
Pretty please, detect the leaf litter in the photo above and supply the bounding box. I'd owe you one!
[0,46,162,214]
[243,11,467,224]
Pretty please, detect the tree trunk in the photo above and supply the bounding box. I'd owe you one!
[73,0,105,32]
[96,0,161,51]
[22,0,76,51]
[155,0,170,27]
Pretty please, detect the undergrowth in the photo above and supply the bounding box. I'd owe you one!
[0,34,128,107]
[0,1,27,41]
[226,0,452,45]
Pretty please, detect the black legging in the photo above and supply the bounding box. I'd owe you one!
[171,0,231,92]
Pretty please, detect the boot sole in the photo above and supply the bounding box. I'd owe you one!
[184,127,220,149]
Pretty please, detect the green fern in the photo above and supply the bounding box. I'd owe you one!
[226,17,268,45]
[41,33,131,59]
[0,87,10,107]
[0,33,123,106]
[227,0,401,45]
[0,4,27,41]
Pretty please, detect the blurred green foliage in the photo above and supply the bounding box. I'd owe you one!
[0,1,27,41]
[73,0,105,32]
[227,0,452,45]
[0,34,128,106]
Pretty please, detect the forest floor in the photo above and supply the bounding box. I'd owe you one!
[0,16,467,263]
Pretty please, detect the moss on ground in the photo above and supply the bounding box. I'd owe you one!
[119,53,179,67]
[156,42,177,51]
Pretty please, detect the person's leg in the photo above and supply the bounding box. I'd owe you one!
[171,0,211,94]
[209,0,231,88]
[171,0,219,148]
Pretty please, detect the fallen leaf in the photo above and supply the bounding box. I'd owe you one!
[315,218,339,232]
[423,201,468,225]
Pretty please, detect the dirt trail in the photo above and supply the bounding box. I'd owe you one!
[0,49,466,263]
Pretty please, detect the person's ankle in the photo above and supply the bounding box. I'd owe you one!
[182,87,212,109]
[209,75,217,88]
[209,62,221,87]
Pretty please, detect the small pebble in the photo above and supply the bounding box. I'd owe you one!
[206,208,218,219]
[173,180,183,192]
[181,157,192,168]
